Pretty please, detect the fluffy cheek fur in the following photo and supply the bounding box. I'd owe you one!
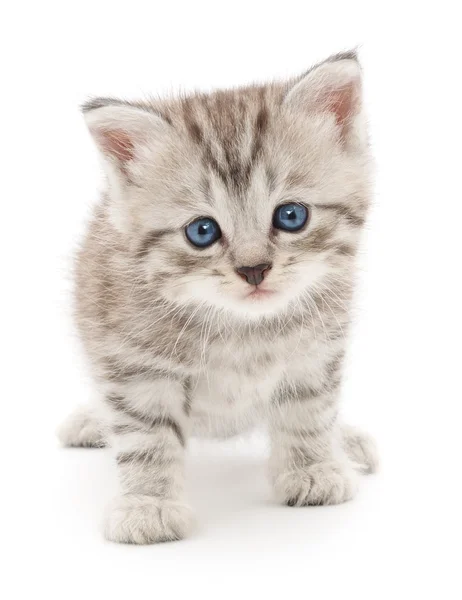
[143,243,337,319]
[140,195,360,319]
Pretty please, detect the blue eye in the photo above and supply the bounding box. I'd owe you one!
[273,203,309,232]
[185,217,221,248]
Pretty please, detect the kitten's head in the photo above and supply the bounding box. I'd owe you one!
[84,52,370,319]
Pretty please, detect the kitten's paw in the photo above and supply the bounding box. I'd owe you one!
[273,460,359,506]
[342,425,379,474]
[104,494,195,544]
[57,405,106,448]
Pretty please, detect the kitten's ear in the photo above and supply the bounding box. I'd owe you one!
[284,52,363,142]
[82,99,170,170]
[82,100,171,234]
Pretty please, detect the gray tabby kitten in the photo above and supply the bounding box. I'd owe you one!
[59,51,378,544]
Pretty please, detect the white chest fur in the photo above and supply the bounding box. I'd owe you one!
[189,328,330,437]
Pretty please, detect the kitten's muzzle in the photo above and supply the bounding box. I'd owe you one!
[236,263,272,286]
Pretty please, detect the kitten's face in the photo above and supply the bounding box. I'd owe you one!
[85,55,369,319]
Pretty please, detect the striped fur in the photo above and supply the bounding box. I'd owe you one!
[58,52,377,544]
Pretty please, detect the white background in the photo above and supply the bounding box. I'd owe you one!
[2,2,461,599]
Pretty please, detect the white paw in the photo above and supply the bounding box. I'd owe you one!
[273,460,359,506]
[104,494,195,544]
[342,425,379,474]
[57,405,106,448]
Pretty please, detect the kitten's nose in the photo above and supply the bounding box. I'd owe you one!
[236,263,272,286]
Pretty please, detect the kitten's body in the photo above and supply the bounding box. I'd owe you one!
[59,52,378,544]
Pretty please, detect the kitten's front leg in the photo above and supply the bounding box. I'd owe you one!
[101,378,194,544]
[269,380,358,507]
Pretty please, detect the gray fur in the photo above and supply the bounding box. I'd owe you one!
[58,52,378,544]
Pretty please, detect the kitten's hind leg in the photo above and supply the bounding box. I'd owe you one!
[341,424,379,474]
[57,405,107,448]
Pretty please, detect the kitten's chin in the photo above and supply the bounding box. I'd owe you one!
[229,289,292,318]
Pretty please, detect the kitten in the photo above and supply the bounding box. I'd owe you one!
[58,51,378,544]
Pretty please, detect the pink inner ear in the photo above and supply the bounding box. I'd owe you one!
[98,128,134,162]
[322,83,360,127]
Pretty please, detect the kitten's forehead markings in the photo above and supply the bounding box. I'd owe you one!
[180,90,270,196]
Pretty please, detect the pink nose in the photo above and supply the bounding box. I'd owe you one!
[236,263,272,286]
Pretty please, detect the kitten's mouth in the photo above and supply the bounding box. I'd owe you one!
[246,287,275,300]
